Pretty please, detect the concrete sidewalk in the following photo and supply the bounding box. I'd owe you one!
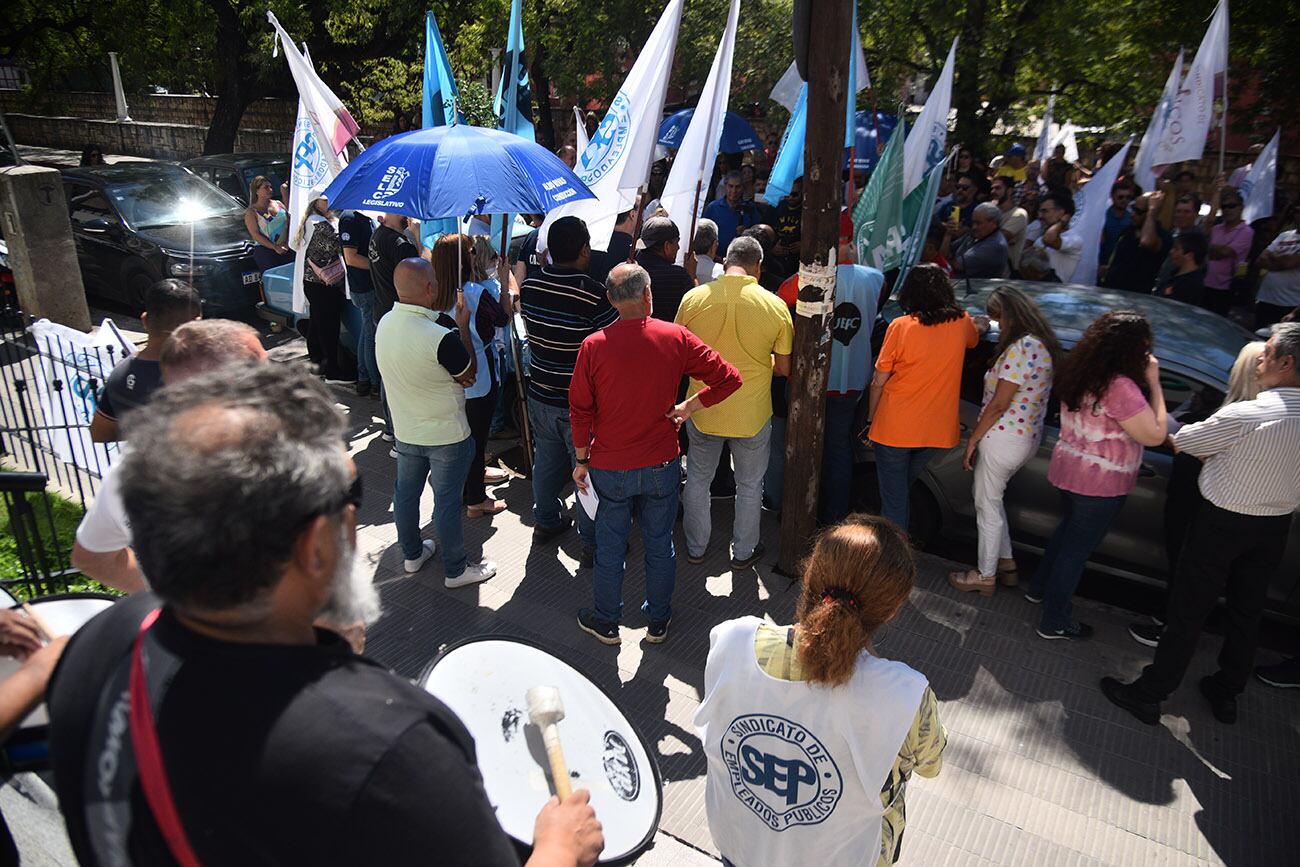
[333,386,1298,867]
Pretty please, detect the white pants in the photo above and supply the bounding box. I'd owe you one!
[973,430,1038,576]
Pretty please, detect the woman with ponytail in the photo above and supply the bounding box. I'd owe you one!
[695,515,946,867]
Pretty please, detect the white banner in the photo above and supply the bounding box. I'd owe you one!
[1151,0,1228,166]
[574,106,589,155]
[903,38,957,195]
[660,0,740,262]
[27,318,135,473]
[1240,128,1278,224]
[543,0,683,253]
[1051,123,1080,163]
[1134,47,1184,192]
[1070,139,1134,286]
[1034,94,1055,163]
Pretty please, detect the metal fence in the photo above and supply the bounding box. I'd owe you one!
[0,302,131,595]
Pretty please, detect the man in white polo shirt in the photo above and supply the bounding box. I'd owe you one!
[375,258,496,588]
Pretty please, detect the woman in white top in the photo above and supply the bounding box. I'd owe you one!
[696,515,945,867]
[950,286,1060,595]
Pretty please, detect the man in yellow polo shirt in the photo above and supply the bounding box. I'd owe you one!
[676,235,793,569]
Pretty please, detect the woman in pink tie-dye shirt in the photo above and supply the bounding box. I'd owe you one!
[1025,311,1168,640]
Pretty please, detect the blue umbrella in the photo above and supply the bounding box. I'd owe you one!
[321,124,595,221]
[846,111,900,172]
[657,109,761,153]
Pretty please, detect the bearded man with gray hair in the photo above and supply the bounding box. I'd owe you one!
[47,363,604,867]
[949,201,1011,279]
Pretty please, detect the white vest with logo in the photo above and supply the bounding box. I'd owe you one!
[694,616,927,867]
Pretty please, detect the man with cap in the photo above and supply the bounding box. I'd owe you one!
[636,216,698,323]
[995,143,1029,185]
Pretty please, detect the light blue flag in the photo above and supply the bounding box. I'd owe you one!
[495,0,535,141]
[765,83,807,206]
[422,12,459,129]
[421,11,460,246]
[845,4,858,149]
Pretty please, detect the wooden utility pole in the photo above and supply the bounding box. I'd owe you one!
[776,0,852,577]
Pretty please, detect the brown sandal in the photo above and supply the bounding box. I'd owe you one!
[466,499,507,518]
[996,563,1020,587]
[949,569,996,597]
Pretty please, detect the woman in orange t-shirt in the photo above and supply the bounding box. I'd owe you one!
[865,264,988,532]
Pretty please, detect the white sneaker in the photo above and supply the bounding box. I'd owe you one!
[446,560,497,589]
[404,539,437,574]
[389,447,398,459]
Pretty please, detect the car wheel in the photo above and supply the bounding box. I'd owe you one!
[119,260,159,310]
[908,484,942,550]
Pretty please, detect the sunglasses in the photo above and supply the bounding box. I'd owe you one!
[1222,202,1242,209]
[957,184,975,191]
[305,474,363,527]
[1132,208,1149,215]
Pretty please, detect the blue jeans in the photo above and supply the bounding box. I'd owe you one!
[820,393,860,525]
[349,290,381,386]
[528,399,594,546]
[590,460,680,625]
[392,436,474,577]
[684,419,771,560]
[1029,489,1128,631]
[764,414,787,508]
[871,442,942,531]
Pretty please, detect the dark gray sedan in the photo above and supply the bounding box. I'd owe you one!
[882,280,1300,613]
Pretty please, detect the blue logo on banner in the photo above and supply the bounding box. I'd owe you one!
[580,92,631,184]
[293,117,328,190]
[721,714,842,831]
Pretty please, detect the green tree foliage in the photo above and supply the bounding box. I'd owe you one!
[1,0,1290,156]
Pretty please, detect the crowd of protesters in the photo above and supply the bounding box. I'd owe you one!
[1,132,1297,867]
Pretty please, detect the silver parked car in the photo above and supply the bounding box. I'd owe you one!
[882,279,1300,613]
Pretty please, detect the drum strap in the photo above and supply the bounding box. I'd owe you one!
[129,607,204,867]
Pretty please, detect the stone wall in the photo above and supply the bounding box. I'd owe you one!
[0,90,296,131]
[5,113,290,160]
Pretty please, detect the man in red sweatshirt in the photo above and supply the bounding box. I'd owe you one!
[569,263,741,645]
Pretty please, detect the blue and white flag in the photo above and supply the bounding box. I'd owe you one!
[764,83,807,206]
[1241,128,1279,224]
[903,38,956,194]
[1070,138,1133,286]
[422,12,459,129]
[421,11,460,247]
[1134,48,1184,193]
[543,0,683,252]
[495,0,535,141]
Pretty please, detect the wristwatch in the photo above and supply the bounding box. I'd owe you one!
[576,457,590,465]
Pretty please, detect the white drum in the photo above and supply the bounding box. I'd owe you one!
[1,593,117,771]
[421,636,662,862]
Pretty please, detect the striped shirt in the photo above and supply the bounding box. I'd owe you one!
[1173,387,1300,517]
[520,267,618,406]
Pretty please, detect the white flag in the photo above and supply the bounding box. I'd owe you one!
[574,106,589,155]
[286,47,349,314]
[545,0,683,252]
[1070,139,1134,286]
[769,61,803,113]
[659,0,740,263]
[852,25,870,94]
[1152,0,1228,166]
[1134,48,1185,192]
[1051,122,1080,163]
[267,13,359,169]
[1240,128,1279,224]
[903,38,956,195]
[1034,94,1055,163]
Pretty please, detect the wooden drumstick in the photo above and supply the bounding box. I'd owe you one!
[526,686,572,801]
[20,603,56,644]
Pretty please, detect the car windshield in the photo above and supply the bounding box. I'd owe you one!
[242,163,287,196]
[106,170,243,228]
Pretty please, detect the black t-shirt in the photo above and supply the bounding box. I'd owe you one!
[369,225,419,319]
[587,231,633,285]
[95,356,163,423]
[1163,270,1206,307]
[515,229,545,283]
[1104,225,1170,293]
[636,250,695,322]
[338,211,374,294]
[48,592,521,867]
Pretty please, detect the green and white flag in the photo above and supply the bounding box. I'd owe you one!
[895,153,953,290]
[852,122,907,271]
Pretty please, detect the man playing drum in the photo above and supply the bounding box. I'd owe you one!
[47,363,604,866]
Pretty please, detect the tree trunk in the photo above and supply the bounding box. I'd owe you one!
[776,0,851,576]
[530,52,555,149]
[953,0,989,155]
[202,0,253,154]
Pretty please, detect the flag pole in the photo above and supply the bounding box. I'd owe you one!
[1218,69,1228,175]
[687,179,703,265]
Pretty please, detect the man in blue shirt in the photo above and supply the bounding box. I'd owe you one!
[771,243,883,524]
[1101,180,1136,267]
[702,171,760,251]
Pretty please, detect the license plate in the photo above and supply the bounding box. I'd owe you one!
[242,272,261,285]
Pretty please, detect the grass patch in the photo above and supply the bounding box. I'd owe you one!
[0,487,122,602]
